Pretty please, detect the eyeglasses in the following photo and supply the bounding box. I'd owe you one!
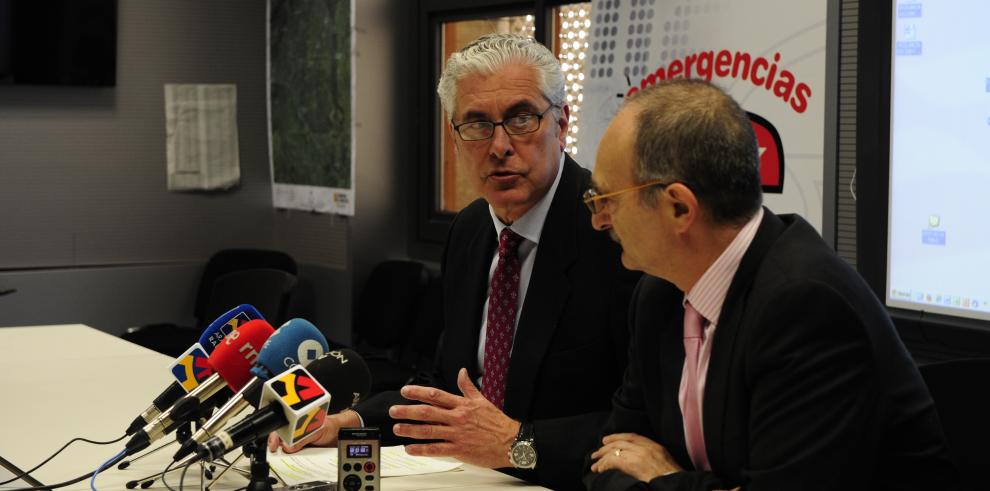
[452,105,559,141]
[582,179,673,214]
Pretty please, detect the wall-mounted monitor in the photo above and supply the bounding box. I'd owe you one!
[885,0,990,323]
[0,0,117,86]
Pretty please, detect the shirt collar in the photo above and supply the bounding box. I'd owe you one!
[684,207,764,325]
[488,153,565,245]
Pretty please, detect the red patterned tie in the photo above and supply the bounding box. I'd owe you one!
[482,228,524,409]
[680,302,711,471]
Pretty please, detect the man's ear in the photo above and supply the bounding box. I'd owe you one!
[449,121,460,155]
[665,183,698,232]
[557,104,571,151]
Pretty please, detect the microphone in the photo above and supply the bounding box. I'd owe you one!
[124,319,275,456]
[172,318,330,461]
[124,305,264,435]
[195,348,371,462]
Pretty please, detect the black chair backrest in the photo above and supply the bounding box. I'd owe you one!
[202,268,298,328]
[355,260,428,350]
[408,272,444,364]
[194,249,297,327]
[919,357,990,491]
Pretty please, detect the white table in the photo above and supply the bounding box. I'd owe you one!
[0,325,546,490]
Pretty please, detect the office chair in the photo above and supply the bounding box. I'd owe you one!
[370,270,445,390]
[404,272,444,376]
[918,357,990,491]
[353,260,434,393]
[122,248,299,357]
[201,268,298,326]
[191,249,297,325]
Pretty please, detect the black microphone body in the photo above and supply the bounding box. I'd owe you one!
[172,380,263,459]
[197,405,285,462]
[124,385,235,455]
[126,382,187,435]
[125,397,201,455]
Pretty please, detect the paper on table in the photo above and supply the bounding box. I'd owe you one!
[266,446,463,485]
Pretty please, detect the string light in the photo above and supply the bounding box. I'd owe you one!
[508,15,536,39]
[556,3,591,156]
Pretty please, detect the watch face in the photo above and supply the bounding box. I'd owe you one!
[511,443,537,468]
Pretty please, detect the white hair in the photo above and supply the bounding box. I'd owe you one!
[436,34,565,121]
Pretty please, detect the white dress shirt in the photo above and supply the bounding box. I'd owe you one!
[475,154,565,388]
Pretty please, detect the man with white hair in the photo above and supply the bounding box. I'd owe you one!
[270,34,638,490]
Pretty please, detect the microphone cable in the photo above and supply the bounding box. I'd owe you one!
[177,460,197,491]
[0,434,126,486]
[8,451,127,491]
[160,461,178,491]
[89,449,126,491]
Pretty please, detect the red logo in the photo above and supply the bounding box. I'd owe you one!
[748,112,784,193]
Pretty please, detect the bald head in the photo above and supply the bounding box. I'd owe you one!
[623,79,762,226]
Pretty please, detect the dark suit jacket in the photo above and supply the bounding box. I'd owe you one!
[358,156,639,490]
[586,209,959,490]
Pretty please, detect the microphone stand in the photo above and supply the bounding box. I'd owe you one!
[176,421,194,445]
[245,437,275,491]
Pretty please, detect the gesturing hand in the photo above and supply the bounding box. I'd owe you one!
[590,432,683,482]
[390,367,520,469]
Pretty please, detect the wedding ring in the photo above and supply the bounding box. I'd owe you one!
[614,449,622,457]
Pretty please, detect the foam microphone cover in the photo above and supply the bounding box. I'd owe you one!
[251,318,330,380]
[197,304,265,353]
[305,348,371,413]
[207,319,274,392]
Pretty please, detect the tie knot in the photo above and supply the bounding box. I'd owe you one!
[683,302,706,340]
[498,228,524,258]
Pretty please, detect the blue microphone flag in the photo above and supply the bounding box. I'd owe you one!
[198,304,265,352]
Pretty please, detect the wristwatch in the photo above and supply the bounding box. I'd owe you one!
[508,422,537,469]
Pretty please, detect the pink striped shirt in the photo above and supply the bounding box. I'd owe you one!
[678,207,764,469]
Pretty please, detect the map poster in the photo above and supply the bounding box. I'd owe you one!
[268,0,355,215]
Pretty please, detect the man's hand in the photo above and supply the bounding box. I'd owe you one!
[389,367,520,469]
[267,409,362,453]
[590,433,683,482]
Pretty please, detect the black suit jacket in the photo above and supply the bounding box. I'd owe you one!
[358,156,639,490]
[586,210,959,490]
